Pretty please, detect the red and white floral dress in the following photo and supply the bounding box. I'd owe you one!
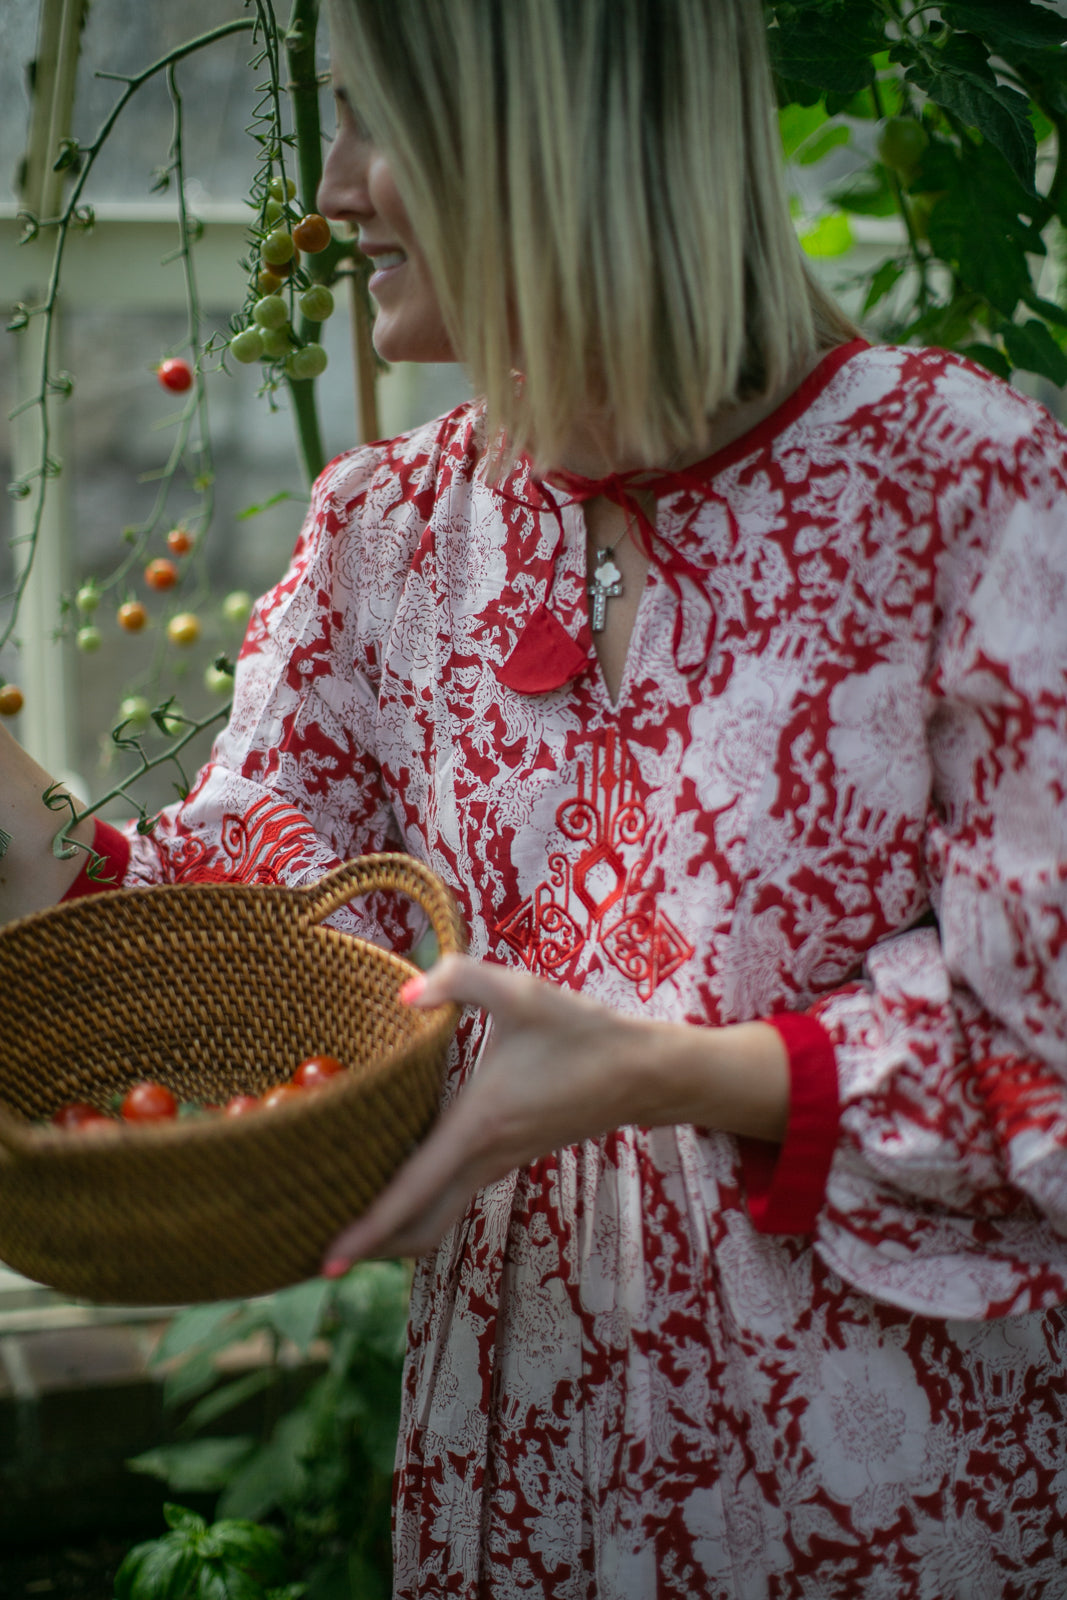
[76,340,1067,1598]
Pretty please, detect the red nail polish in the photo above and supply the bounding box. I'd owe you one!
[322,1258,349,1279]
[399,975,425,1004]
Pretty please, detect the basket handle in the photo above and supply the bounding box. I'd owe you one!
[298,853,467,959]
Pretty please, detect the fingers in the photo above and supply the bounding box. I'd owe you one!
[321,1092,496,1272]
[401,952,558,1020]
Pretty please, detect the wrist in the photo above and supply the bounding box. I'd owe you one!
[622,1016,789,1143]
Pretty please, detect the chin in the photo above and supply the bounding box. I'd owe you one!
[371,313,455,365]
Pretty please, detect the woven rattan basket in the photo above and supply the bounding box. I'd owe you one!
[0,854,465,1306]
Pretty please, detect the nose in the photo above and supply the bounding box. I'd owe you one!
[317,126,371,224]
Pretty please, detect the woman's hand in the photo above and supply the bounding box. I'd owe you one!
[321,955,790,1273]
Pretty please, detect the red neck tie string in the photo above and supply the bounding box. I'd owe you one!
[492,453,735,691]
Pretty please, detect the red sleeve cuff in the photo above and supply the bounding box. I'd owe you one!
[737,1012,840,1235]
[59,819,131,901]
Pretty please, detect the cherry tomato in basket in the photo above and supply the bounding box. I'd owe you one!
[262,1083,303,1109]
[224,1094,260,1117]
[292,1054,346,1090]
[79,1114,121,1135]
[51,1101,102,1129]
[120,1081,179,1122]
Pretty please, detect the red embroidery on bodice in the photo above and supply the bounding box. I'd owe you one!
[495,731,694,999]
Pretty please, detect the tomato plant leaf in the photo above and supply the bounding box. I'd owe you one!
[263,1277,334,1356]
[768,4,880,93]
[906,59,1037,195]
[958,342,1013,380]
[1002,318,1067,385]
[863,259,905,315]
[182,1368,278,1435]
[942,0,1067,53]
[129,1438,257,1492]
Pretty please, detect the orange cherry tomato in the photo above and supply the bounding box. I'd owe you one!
[292,1054,346,1089]
[261,1083,303,1109]
[117,600,149,632]
[166,527,194,556]
[292,213,332,254]
[120,1081,179,1122]
[144,558,179,592]
[0,684,24,716]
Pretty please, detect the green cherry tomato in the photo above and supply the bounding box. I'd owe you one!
[230,327,265,364]
[118,695,152,733]
[75,582,100,614]
[252,294,289,331]
[261,229,295,267]
[286,343,328,380]
[260,326,295,359]
[298,285,335,322]
[263,196,285,225]
[268,175,297,202]
[222,590,253,625]
[204,663,234,695]
[877,117,928,179]
[76,624,102,653]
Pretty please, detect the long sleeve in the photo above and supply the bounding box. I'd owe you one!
[745,410,1067,1317]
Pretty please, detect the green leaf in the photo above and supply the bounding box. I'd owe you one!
[1002,317,1067,384]
[234,490,304,520]
[182,1369,278,1436]
[128,1438,257,1493]
[798,211,853,258]
[769,6,880,94]
[863,259,906,315]
[942,0,1067,53]
[164,1504,208,1535]
[795,122,850,166]
[958,342,1012,379]
[218,1410,316,1522]
[907,60,1037,195]
[778,101,829,160]
[114,1536,200,1600]
[153,1302,250,1366]
[201,1522,286,1582]
[262,1278,334,1356]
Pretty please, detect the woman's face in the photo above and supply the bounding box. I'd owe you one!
[317,83,455,364]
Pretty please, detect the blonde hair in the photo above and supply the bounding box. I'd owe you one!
[328,0,856,475]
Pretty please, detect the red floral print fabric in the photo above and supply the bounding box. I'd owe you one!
[107,342,1066,1595]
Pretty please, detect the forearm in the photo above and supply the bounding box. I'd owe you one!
[628,1016,791,1144]
[0,723,95,923]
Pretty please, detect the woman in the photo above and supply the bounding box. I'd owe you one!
[3,1,1066,1594]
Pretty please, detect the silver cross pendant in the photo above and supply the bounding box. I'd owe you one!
[588,547,624,633]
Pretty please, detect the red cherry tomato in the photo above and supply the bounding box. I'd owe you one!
[292,1054,346,1089]
[224,1094,260,1117]
[144,558,179,592]
[261,1083,303,1109]
[0,684,24,717]
[157,358,193,392]
[120,1081,179,1122]
[166,527,194,556]
[51,1101,102,1129]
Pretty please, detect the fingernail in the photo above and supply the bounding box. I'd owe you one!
[322,1258,349,1279]
[399,975,426,1005]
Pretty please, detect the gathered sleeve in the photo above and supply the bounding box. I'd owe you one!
[68,445,422,950]
[743,419,1067,1318]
